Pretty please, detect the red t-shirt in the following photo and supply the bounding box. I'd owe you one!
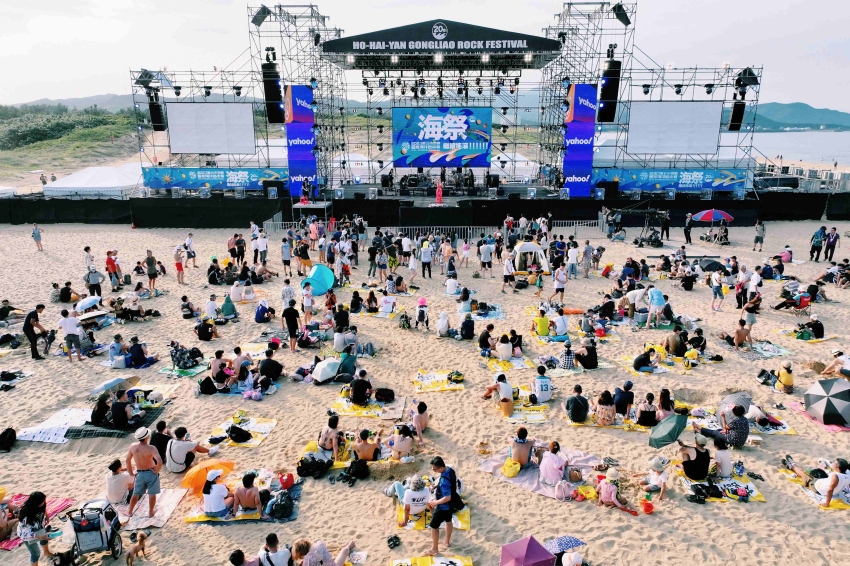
[106,257,117,274]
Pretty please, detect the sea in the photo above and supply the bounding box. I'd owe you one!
[736,131,850,167]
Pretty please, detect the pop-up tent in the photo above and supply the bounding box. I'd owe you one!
[301,264,336,296]
[512,241,551,274]
[42,163,141,200]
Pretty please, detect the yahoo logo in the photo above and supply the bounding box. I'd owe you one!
[565,137,593,145]
[295,98,313,110]
[290,174,316,182]
[577,96,596,110]
[288,137,315,146]
[564,175,590,182]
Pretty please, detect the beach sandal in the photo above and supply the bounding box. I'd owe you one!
[593,464,609,472]
[478,449,491,455]
[328,475,336,485]
[387,535,401,549]
[746,472,764,482]
[686,494,706,504]
[771,403,786,410]
[603,457,619,466]
[347,476,357,487]
[481,394,493,400]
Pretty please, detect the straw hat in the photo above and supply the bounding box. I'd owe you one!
[694,433,708,446]
[134,427,151,441]
[605,468,620,480]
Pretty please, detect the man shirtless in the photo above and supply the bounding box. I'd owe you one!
[317,415,342,461]
[412,401,430,444]
[509,427,535,468]
[352,429,383,461]
[719,319,752,351]
[231,346,254,378]
[126,427,162,517]
[233,473,262,514]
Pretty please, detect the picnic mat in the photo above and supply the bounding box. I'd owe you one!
[545,360,616,376]
[775,329,837,343]
[395,504,470,531]
[503,385,550,424]
[674,467,766,502]
[778,469,850,510]
[752,342,792,358]
[389,557,473,566]
[486,355,535,372]
[0,370,33,387]
[215,288,268,305]
[331,388,406,419]
[788,402,850,432]
[617,356,670,377]
[358,308,405,319]
[65,407,166,440]
[237,343,269,359]
[18,408,92,444]
[158,365,207,378]
[116,488,187,530]
[208,416,277,448]
[413,369,464,393]
[302,439,395,470]
[568,330,620,343]
[446,289,476,296]
[691,411,796,436]
[479,446,600,500]
[128,383,180,408]
[0,495,75,551]
[467,305,506,321]
[187,475,302,523]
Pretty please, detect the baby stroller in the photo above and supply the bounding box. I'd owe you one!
[58,499,122,563]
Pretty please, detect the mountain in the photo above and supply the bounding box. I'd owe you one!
[16,94,134,113]
[757,102,850,128]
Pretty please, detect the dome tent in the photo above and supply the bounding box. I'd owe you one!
[512,241,550,275]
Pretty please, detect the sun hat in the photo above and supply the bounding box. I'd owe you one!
[810,314,818,321]
[206,469,223,481]
[563,553,583,566]
[694,433,708,446]
[782,361,791,369]
[134,427,151,441]
[832,349,843,356]
[649,456,670,472]
[605,468,620,480]
[418,297,427,306]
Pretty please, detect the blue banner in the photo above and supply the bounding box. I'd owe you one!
[590,168,753,193]
[143,167,288,190]
[285,85,318,196]
[561,84,597,198]
[392,107,491,168]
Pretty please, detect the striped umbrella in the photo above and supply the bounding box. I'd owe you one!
[804,379,850,426]
[692,209,734,222]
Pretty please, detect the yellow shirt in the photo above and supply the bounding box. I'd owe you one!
[534,316,549,336]
[776,368,793,389]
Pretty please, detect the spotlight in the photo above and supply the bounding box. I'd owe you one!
[173,86,181,96]
[560,99,569,111]
[434,53,443,64]
[464,87,468,99]
[457,86,463,95]
[401,85,406,95]
[378,79,386,88]
[252,5,271,27]
[341,160,346,166]
[310,77,318,88]
[509,86,515,94]
[377,143,383,151]
[391,55,399,64]
[557,32,566,45]
[396,78,401,86]
[514,77,520,86]
[377,125,384,133]
[497,79,505,88]
[311,102,318,112]
[416,68,422,76]
[437,88,443,99]
[420,87,426,96]
[377,160,384,168]
[314,33,321,46]
[339,107,344,115]
[481,54,490,63]
[501,125,508,133]
[368,88,373,95]
[203,86,211,97]
[642,84,651,95]
[501,107,508,115]
[612,2,631,26]
[362,79,368,87]
[524,53,533,63]
[674,84,683,95]
[376,107,383,115]
[494,86,500,95]
[704,83,714,94]
[233,86,242,96]
[561,76,571,89]
[383,88,389,96]
[606,43,616,59]
[500,143,507,151]
[374,69,381,76]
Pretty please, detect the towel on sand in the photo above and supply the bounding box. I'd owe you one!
[479,445,600,500]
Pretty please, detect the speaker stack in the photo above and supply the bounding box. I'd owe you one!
[598,60,622,123]
[262,62,284,123]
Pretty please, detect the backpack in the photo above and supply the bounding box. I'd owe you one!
[417,307,427,323]
[296,456,319,477]
[375,388,395,403]
[226,424,253,444]
[270,490,294,520]
[350,458,370,479]
[0,427,16,452]
[198,376,217,395]
[448,371,464,383]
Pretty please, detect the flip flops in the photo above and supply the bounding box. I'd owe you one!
[387,535,401,549]
[129,529,151,543]
[686,494,706,504]
[746,471,765,482]
[328,475,336,485]
[603,457,619,466]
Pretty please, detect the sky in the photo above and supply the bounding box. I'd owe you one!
[1,0,847,111]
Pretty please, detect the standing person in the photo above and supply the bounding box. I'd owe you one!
[741,294,760,334]
[84,265,106,305]
[582,240,594,278]
[58,309,84,362]
[282,299,302,353]
[23,304,47,360]
[228,234,238,264]
[257,232,269,264]
[460,239,471,268]
[420,241,433,279]
[479,239,494,278]
[236,234,246,265]
[710,268,725,312]
[185,233,198,268]
[735,265,750,309]
[279,238,291,276]
[106,251,120,292]
[548,263,567,303]
[753,219,766,252]
[425,457,460,556]
[302,282,313,326]
[566,243,580,280]
[519,214,528,237]
[502,253,516,293]
[661,210,671,240]
[16,492,53,566]
[809,226,827,262]
[748,265,762,301]
[683,213,693,245]
[824,227,840,262]
[84,246,95,269]
[126,427,162,518]
[375,248,388,283]
[252,235,260,265]
[143,250,158,292]
[173,246,185,285]
[31,224,44,251]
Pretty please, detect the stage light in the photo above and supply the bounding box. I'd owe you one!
[501,125,508,133]
[606,43,616,59]
[509,86,515,94]
[562,76,571,89]
[391,55,399,64]
[674,84,683,95]
[280,126,285,131]
[311,102,318,112]
[434,53,443,64]
[341,160,346,166]
[135,69,154,87]
[264,46,276,63]
[420,87,426,96]
[474,77,480,86]
[457,86,464,95]
[500,143,507,151]
[310,77,318,88]
[173,86,181,96]
[497,79,505,87]
[368,88,373,95]
[377,107,383,115]
[494,86,500,95]
[381,87,387,95]
[514,77,520,86]
[401,86,406,95]
[612,2,631,26]
[233,86,242,96]
[481,54,490,63]
[339,107,345,115]
[203,86,211,97]
[540,106,545,113]
[416,68,423,76]
[501,107,508,115]
[377,143,383,151]
[642,84,651,95]
[377,125,384,133]
[314,33,321,46]
[557,32,566,46]
[377,160,384,168]
[705,84,714,94]
[561,99,569,111]
[362,78,368,87]
[500,161,505,169]
[346,55,355,64]
[524,53,533,63]
[396,78,402,86]
[477,87,483,95]
[378,78,386,88]
[252,5,271,26]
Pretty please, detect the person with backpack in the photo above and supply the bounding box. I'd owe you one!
[415,297,429,330]
[425,456,463,556]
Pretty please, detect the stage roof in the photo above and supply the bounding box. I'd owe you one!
[322,19,562,71]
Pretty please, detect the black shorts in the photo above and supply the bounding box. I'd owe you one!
[283,260,291,266]
[429,508,454,529]
[504,274,515,283]
[481,261,492,269]
[287,326,298,339]
[148,272,157,279]
[403,251,411,258]
[229,248,237,258]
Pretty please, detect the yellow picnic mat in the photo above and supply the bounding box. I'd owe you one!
[185,504,261,523]
[331,388,406,418]
[778,469,850,510]
[208,416,277,448]
[566,413,651,432]
[413,369,464,393]
[236,343,270,359]
[545,360,616,376]
[503,384,550,423]
[617,356,671,377]
[674,465,766,502]
[395,504,471,531]
[302,439,404,471]
[775,329,837,343]
[389,557,473,566]
[486,355,535,372]
[358,308,405,319]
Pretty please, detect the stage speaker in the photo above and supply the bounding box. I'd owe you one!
[467,187,477,197]
[457,199,472,208]
[399,188,411,196]
[488,188,497,199]
[407,176,419,188]
[665,188,676,200]
[400,200,414,207]
[353,192,366,200]
[598,60,621,123]
[262,62,284,123]
[525,187,536,199]
[511,192,522,201]
[149,102,166,132]
[380,175,390,188]
[728,100,746,131]
[559,187,570,200]
[334,188,345,199]
[489,174,500,188]
[596,180,620,199]
[496,187,505,197]
[368,188,378,199]
[262,180,284,199]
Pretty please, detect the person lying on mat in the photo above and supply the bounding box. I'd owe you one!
[203,469,234,519]
[717,320,752,351]
[383,424,414,460]
[508,427,536,469]
[677,433,710,481]
[233,473,262,514]
[781,456,850,508]
[292,539,356,566]
[353,429,383,461]
[412,402,429,444]
[111,389,145,428]
[482,373,512,401]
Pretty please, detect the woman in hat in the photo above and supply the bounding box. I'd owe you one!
[597,468,637,514]
[773,361,794,393]
[203,469,234,518]
[822,349,850,378]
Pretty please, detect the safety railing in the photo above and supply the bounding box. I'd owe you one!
[376,226,499,241]
[550,220,603,240]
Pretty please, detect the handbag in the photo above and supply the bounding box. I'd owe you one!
[501,458,521,478]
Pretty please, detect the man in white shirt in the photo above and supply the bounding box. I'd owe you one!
[379,291,396,313]
[185,233,197,268]
[257,233,269,264]
[548,265,567,303]
[735,266,751,308]
[258,533,291,566]
[710,269,725,312]
[58,309,84,362]
[483,373,513,400]
[105,459,135,504]
[519,215,528,237]
[445,277,459,295]
[552,308,570,336]
[748,266,762,300]
[625,287,648,320]
[501,253,517,293]
[205,294,219,319]
[566,246,580,279]
[252,236,261,264]
[401,235,412,266]
[479,242,494,278]
[166,426,216,473]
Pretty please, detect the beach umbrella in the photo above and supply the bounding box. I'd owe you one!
[75,296,102,312]
[648,414,688,448]
[90,376,140,396]
[181,459,235,495]
[501,536,555,566]
[692,209,734,222]
[804,379,850,426]
[699,259,728,275]
[719,391,753,423]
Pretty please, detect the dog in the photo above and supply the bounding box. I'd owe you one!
[125,532,148,565]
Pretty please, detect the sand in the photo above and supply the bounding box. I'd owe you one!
[0,220,848,565]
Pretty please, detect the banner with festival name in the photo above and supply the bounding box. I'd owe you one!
[143,167,288,190]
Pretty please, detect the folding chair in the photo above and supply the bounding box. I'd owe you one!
[791,295,812,317]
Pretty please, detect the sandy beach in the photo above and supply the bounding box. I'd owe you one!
[0,219,848,566]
